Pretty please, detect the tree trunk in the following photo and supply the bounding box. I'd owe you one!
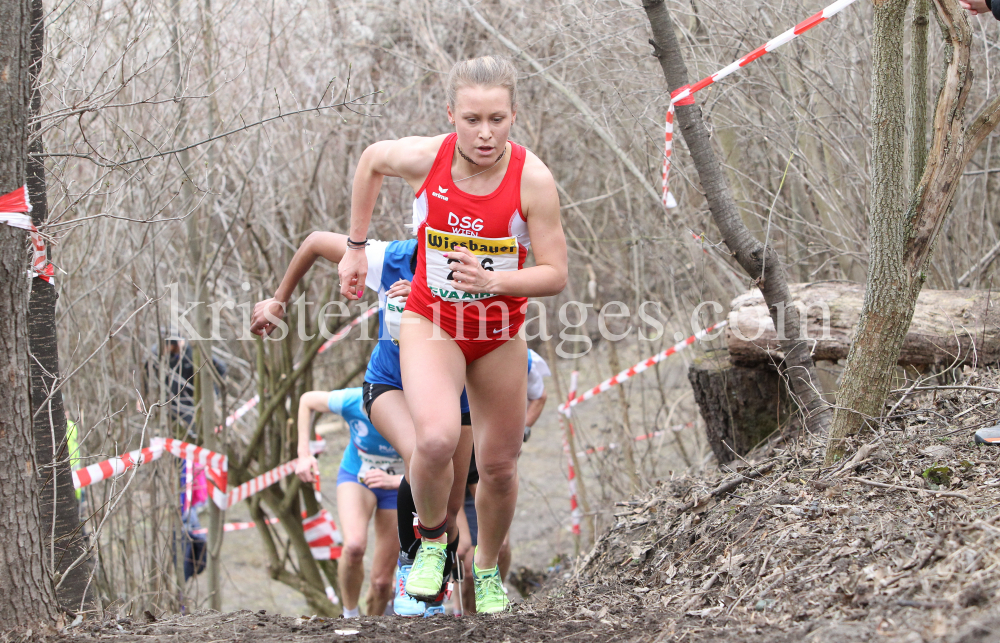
[0,0,59,628]
[688,355,790,464]
[825,0,1000,463]
[641,0,832,438]
[909,0,930,194]
[26,0,93,613]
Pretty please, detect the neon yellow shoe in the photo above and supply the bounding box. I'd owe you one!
[405,540,447,601]
[474,561,510,614]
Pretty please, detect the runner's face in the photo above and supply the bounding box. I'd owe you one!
[447,85,515,165]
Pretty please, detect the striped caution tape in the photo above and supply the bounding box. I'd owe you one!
[73,437,326,512]
[71,443,164,490]
[559,320,727,415]
[191,517,280,536]
[576,423,696,458]
[0,186,55,283]
[190,510,342,565]
[662,0,860,208]
[303,508,343,560]
[562,372,583,536]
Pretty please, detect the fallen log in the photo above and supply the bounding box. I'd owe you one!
[727,283,1000,367]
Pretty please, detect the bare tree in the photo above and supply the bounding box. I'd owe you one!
[0,0,60,628]
[825,0,1000,462]
[641,0,832,438]
[26,0,93,613]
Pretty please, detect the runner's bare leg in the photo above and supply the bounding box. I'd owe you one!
[337,482,378,612]
[369,389,471,540]
[365,508,401,615]
[398,311,467,533]
[466,335,527,570]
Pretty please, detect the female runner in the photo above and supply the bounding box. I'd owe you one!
[294,387,401,617]
[337,56,567,613]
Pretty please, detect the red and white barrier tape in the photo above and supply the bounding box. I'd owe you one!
[304,508,343,560]
[0,186,54,283]
[190,509,342,566]
[318,306,377,354]
[191,517,279,536]
[73,437,326,512]
[662,0,859,209]
[71,443,164,489]
[563,372,582,536]
[226,459,297,506]
[559,321,727,415]
[576,423,695,458]
[220,307,377,430]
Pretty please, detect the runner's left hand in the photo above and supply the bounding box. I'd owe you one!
[362,468,402,490]
[445,246,496,295]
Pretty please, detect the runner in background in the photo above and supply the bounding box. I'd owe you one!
[250,233,473,617]
[295,387,402,618]
[455,347,550,613]
[337,55,567,613]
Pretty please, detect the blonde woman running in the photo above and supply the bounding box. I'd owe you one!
[337,56,567,613]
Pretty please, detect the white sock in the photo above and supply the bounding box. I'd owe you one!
[343,606,360,618]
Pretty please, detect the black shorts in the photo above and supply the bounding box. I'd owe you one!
[464,487,479,547]
[467,447,479,486]
[362,381,472,427]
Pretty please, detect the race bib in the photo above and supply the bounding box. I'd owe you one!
[357,449,404,484]
[384,296,405,343]
[424,226,519,301]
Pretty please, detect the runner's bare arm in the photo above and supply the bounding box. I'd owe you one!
[340,136,446,300]
[295,391,329,482]
[526,390,547,427]
[449,152,567,297]
[251,233,348,336]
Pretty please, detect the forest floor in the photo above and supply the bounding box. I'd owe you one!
[31,369,1000,643]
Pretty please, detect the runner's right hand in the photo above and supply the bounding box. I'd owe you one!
[386,279,411,302]
[295,454,319,483]
[250,298,286,336]
[338,249,368,300]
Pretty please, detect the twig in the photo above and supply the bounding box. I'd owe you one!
[891,385,1000,395]
[847,476,969,501]
[676,462,776,513]
[36,91,381,168]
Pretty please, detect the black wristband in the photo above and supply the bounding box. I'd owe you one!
[346,237,368,249]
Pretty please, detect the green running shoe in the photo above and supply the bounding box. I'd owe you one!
[405,540,448,601]
[474,562,510,614]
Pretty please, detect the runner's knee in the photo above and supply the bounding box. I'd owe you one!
[342,540,367,563]
[478,457,517,490]
[370,572,393,597]
[415,432,459,465]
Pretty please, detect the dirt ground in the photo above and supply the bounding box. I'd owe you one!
[28,370,1000,642]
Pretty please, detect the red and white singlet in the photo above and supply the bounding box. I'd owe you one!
[404,133,530,361]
